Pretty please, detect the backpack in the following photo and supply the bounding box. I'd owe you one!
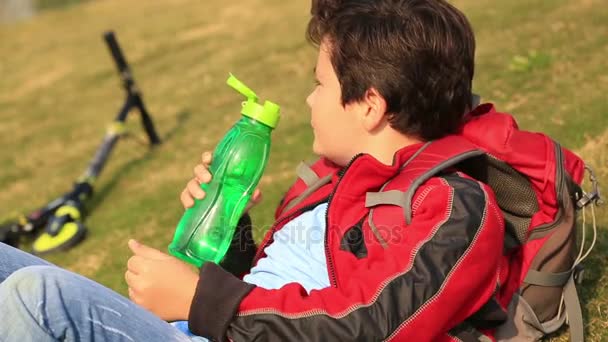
[460,105,601,342]
[373,103,601,341]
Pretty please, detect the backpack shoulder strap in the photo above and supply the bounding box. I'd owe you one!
[365,135,483,225]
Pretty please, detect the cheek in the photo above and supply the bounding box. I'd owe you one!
[310,95,325,126]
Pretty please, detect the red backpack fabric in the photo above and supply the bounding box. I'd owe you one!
[392,103,600,341]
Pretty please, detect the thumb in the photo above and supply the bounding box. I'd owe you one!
[252,189,262,203]
[128,239,168,259]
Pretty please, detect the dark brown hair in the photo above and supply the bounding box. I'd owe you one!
[307,0,476,140]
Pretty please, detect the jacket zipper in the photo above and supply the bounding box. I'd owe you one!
[241,154,365,317]
[324,153,364,287]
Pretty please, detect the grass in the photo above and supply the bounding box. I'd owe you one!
[35,0,91,11]
[0,0,606,340]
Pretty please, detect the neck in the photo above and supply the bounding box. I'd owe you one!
[363,130,424,166]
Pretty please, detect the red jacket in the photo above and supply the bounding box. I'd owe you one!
[189,133,505,341]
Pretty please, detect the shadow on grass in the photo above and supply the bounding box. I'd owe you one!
[83,110,191,215]
[162,110,191,142]
[3,109,191,252]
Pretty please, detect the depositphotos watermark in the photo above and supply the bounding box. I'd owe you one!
[224,221,409,251]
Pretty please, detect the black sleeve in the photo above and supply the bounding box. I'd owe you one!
[218,213,257,278]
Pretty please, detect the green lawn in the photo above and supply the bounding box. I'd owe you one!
[0,0,606,340]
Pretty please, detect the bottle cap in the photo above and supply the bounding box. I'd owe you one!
[227,73,280,129]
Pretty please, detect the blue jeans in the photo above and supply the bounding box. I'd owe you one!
[0,242,205,341]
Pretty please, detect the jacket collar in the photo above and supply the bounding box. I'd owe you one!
[309,142,428,200]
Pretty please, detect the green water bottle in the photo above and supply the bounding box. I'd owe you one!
[169,74,280,267]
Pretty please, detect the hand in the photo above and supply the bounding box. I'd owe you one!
[180,151,263,212]
[125,239,199,321]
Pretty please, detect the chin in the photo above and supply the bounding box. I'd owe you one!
[312,141,321,155]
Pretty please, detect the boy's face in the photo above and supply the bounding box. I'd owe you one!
[306,41,365,166]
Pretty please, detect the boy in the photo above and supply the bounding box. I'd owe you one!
[0,0,505,340]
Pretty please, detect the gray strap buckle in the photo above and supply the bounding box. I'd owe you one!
[576,165,602,209]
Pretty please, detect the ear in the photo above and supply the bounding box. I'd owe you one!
[359,87,388,132]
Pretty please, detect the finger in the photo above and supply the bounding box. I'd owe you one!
[128,287,140,303]
[245,189,263,212]
[125,270,137,287]
[193,164,212,184]
[252,189,262,203]
[201,151,212,166]
[128,239,169,260]
[187,179,206,200]
[180,188,195,208]
[127,255,145,275]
